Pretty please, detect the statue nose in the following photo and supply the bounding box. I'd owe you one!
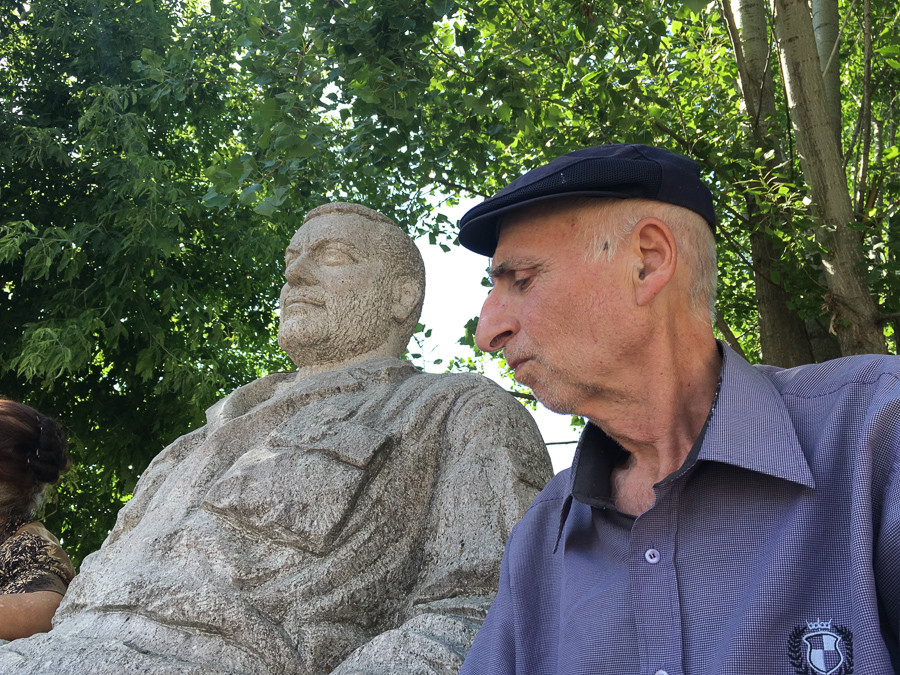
[285,256,316,286]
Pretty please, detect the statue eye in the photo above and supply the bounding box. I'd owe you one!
[316,245,356,266]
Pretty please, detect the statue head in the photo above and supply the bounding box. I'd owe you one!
[277,202,426,370]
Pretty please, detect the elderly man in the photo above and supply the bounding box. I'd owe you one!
[456,145,900,675]
[0,202,552,673]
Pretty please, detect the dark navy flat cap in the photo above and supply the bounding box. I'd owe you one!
[458,144,716,256]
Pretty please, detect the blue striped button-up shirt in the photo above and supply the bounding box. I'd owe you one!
[461,344,900,674]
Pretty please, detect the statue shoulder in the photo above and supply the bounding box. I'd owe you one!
[412,369,529,411]
[206,371,297,426]
[421,371,552,487]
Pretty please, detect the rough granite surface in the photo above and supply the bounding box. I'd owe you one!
[0,203,552,673]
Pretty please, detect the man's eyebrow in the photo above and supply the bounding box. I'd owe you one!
[488,257,540,278]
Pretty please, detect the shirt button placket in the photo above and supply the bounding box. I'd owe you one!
[630,485,685,675]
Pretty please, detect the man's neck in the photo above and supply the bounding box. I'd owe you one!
[586,334,722,515]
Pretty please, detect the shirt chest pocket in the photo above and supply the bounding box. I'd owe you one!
[202,416,393,554]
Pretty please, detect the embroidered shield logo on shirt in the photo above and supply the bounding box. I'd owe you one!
[788,620,853,675]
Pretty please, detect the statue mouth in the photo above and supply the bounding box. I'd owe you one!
[283,294,326,309]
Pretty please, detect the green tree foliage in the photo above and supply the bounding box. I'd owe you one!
[0,0,296,563]
[185,0,900,360]
[1,0,898,561]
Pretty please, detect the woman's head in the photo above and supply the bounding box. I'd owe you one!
[0,399,71,520]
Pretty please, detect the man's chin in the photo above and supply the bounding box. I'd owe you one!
[525,380,580,416]
[535,395,575,416]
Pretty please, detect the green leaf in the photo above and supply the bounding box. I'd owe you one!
[140,48,164,68]
[226,155,244,181]
[253,198,277,216]
[255,98,281,125]
[239,183,263,204]
[683,0,709,14]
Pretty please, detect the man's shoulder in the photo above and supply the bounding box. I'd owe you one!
[526,469,572,510]
[500,469,571,554]
[754,353,900,400]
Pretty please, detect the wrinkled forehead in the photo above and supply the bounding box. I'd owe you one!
[286,212,389,259]
[495,198,599,250]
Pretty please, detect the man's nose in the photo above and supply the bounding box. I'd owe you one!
[475,290,518,352]
[285,256,316,286]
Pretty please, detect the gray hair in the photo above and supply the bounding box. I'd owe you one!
[579,198,717,320]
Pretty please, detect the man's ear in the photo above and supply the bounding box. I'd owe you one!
[631,217,676,306]
[392,276,423,323]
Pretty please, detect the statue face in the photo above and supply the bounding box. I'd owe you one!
[277,212,395,367]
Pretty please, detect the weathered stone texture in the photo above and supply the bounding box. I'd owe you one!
[0,203,551,673]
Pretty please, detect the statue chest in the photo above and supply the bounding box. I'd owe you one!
[199,395,399,554]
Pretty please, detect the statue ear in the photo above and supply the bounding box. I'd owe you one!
[391,275,422,324]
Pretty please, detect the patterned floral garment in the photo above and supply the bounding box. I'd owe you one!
[0,518,75,595]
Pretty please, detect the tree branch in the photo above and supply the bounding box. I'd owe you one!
[770,6,797,184]
[714,310,748,359]
[511,390,536,401]
[855,0,873,220]
[821,0,857,79]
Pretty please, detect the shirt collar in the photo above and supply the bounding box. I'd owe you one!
[567,342,815,511]
[699,343,814,487]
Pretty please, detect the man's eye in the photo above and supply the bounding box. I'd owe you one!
[513,275,532,289]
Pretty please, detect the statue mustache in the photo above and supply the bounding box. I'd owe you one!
[282,292,327,308]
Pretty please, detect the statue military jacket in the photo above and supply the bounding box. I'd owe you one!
[2,357,551,674]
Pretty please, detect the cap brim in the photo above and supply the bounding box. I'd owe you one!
[458,190,636,257]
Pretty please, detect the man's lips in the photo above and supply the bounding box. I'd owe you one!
[506,356,531,373]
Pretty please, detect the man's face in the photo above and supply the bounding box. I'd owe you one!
[278,213,392,367]
[474,204,639,416]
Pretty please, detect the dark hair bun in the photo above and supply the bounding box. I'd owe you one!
[26,416,71,483]
[0,399,72,518]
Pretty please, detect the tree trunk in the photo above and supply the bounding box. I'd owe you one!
[725,0,816,366]
[810,0,842,141]
[854,0,873,218]
[749,227,815,366]
[773,0,886,355]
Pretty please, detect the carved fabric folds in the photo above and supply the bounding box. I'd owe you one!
[0,357,552,674]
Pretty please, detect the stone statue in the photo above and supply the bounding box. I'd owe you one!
[0,202,553,674]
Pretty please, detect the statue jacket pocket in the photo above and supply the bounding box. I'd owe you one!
[202,418,393,554]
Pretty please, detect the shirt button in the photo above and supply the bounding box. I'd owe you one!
[655,670,669,675]
[645,548,660,564]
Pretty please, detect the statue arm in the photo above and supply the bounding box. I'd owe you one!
[114,371,290,541]
[104,424,209,544]
[333,377,551,673]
